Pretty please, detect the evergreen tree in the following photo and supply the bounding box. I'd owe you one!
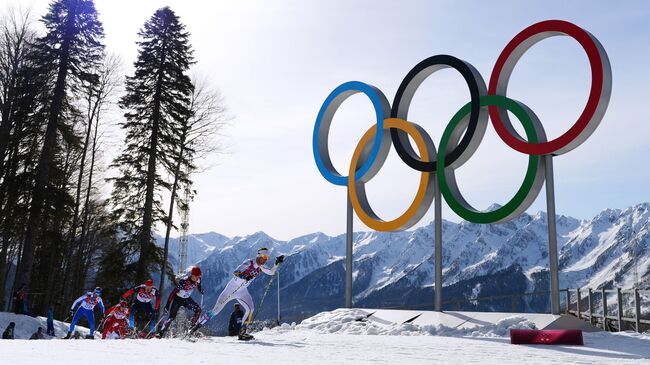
[110,6,194,283]
[14,0,104,297]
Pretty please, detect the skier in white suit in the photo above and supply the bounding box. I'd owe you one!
[192,247,284,340]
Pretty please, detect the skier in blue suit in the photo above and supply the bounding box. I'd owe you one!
[64,287,105,339]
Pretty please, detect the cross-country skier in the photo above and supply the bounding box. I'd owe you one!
[102,298,130,339]
[64,287,105,339]
[157,266,204,337]
[122,278,160,336]
[193,247,284,340]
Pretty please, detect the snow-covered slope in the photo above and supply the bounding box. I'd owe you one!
[1,310,649,365]
[0,312,93,339]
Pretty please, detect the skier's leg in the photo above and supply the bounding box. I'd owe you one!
[68,308,83,333]
[146,303,156,332]
[118,319,128,338]
[236,289,254,333]
[185,297,201,326]
[102,317,114,339]
[86,310,95,336]
[210,277,245,315]
[196,278,245,328]
[129,302,136,328]
[159,298,181,335]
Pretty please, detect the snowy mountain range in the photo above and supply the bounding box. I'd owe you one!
[157,203,650,328]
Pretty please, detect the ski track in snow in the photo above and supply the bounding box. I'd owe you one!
[1,331,649,365]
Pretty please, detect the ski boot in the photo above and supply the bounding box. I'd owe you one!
[85,334,95,339]
[238,326,254,341]
[157,318,172,338]
[187,310,215,336]
[63,332,72,339]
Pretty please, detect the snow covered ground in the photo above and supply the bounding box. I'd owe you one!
[1,309,650,364]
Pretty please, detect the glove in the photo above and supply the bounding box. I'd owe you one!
[199,287,205,295]
[275,255,285,265]
[68,310,74,318]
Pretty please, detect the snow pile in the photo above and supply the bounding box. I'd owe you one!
[0,312,92,339]
[422,315,537,337]
[291,309,424,336]
[264,309,536,338]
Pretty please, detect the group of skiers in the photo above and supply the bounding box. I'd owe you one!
[60,247,283,341]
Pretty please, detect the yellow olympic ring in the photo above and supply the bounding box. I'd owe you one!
[348,118,435,231]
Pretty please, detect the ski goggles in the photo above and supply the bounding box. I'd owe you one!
[257,254,269,261]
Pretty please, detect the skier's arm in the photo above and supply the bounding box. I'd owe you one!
[261,264,278,275]
[154,288,161,310]
[261,255,284,275]
[233,260,250,276]
[121,287,135,299]
[70,294,85,311]
[98,298,105,316]
[105,305,115,319]
[164,281,181,310]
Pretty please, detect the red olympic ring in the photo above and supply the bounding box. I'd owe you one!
[488,20,612,156]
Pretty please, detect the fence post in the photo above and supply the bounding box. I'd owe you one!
[602,288,608,331]
[565,288,570,314]
[576,288,582,319]
[617,288,623,332]
[635,289,641,333]
[588,288,594,325]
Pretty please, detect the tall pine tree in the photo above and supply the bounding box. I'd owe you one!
[110,6,194,284]
[14,0,104,296]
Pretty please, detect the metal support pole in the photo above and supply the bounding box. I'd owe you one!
[602,288,608,331]
[588,288,594,325]
[544,155,561,315]
[576,288,582,319]
[345,192,353,309]
[617,288,623,332]
[434,178,442,312]
[277,266,280,325]
[635,289,641,333]
[565,288,570,314]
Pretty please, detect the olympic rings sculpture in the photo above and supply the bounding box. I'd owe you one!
[313,20,611,232]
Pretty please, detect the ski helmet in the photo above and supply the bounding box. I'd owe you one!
[119,298,127,306]
[94,287,102,296]
[145,279,154,287]
[257,247,270,262]
[191,266,202,277]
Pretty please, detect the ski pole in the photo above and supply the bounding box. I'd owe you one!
[145,311,168,339]
[250,262,282,329]
[146,298,174,338]
[98,315,109,334]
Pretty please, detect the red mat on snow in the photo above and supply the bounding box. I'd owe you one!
[509,329,584,345]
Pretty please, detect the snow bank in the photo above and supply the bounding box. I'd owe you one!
[0,312,92,339]
[264,309,537,338]
[422,315,537,337]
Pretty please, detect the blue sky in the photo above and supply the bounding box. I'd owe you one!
[9,0,650,239]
